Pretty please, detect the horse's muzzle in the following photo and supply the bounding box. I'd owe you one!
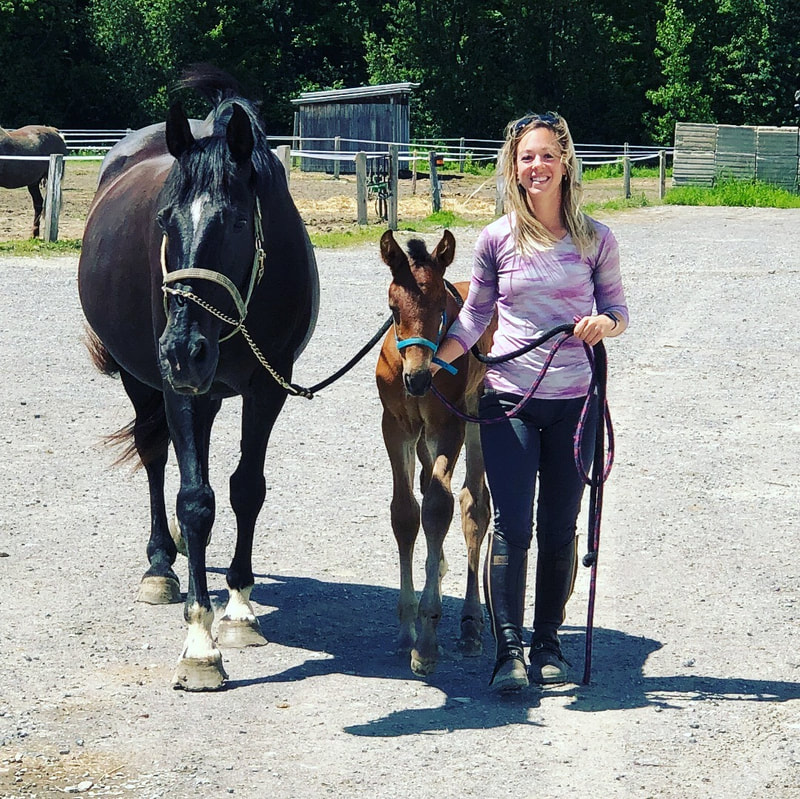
[403,367,432,397]
[159,319,219,395]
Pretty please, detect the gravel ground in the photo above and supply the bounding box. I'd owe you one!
[1,205,799,798]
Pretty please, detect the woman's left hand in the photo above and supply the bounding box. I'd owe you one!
[572,314,618,346]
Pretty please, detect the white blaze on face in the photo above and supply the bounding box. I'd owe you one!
[189,193,213,248]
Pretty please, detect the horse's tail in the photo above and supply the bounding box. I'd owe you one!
[84,325,119,376]
[103,395,169,471]
[84,326,170,470]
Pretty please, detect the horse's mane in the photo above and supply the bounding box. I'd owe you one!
[406,238,431,264]
[174,63,281,189]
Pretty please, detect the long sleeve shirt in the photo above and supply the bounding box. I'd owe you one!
[447,214,629,399]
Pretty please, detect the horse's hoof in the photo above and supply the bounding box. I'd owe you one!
[456,637,483,657]
[457,617,484,656]
[137,575,182,604]
[410,649,437,676]
[172,656,228,691]
[216,617,267,648]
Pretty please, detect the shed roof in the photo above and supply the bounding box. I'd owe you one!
[291,83,419,105]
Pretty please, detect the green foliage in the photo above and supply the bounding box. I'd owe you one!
[1,1,800,143]
[664,179,800,207]
[646,0,714,143]
[583,164,667,180]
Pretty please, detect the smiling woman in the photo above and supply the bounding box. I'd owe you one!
[429,110,629,693]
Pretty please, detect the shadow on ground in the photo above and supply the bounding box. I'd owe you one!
[206,570,800,735]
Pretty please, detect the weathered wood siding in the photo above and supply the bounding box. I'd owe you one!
[293,90,412,174]
[674,122,800,191]
[673,123,717,187]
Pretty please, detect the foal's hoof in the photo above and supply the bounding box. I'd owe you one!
[172,655,228,692]
[216,617,268,648]
[456,636,484,657]
[137,575,181,605]
[410,649,438,676]
[457,617,484,656]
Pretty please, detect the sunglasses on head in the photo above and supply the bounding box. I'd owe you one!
[513,112,560,134]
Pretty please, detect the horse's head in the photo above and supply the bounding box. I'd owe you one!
[157,100,263,394]
[380,229,456,397]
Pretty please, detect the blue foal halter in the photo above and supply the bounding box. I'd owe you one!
[394,309,459,375]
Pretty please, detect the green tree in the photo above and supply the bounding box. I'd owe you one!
[0,0,89,126]
[646,0,714,142]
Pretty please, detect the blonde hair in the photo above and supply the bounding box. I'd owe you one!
[500,113,597,257]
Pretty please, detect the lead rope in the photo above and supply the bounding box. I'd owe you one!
[430,320,613,685]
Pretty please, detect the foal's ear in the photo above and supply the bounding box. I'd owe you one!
[165,102,195,159]
[380,230,408,276]
[432,229,456,269]
[226,103,254,165]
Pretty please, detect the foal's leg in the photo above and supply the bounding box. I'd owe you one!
[457,409,490,655]
[118,372,180,605]
[216,389,286,648]
[413,421,464,675]
[165,393,226,691]
[382,411,421,656]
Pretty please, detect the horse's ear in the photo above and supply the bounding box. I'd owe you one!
[165,102,195,159]
[226,104,254,165]
[380,230,408,276]
[432,229,456,269]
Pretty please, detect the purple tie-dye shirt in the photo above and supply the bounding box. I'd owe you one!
[447,214,628,399]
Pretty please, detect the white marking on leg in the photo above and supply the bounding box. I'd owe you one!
[223,586,256,623]
[180,602,217,660]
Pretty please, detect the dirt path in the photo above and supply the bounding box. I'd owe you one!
[1,206,799,798]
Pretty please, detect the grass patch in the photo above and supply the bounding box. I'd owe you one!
[0,238,82,256]
[309,210,489,249]
[664,179,800,208]
[583,163,666,180]
[584,194,652,215]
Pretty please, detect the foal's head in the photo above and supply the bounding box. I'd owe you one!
[157,100,262,393]
[380,229,456,396]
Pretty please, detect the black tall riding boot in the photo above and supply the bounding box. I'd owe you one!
[529,536,578,684]
[484,534,529,692]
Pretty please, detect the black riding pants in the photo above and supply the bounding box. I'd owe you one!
[479,392,597,555]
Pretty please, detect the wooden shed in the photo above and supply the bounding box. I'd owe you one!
[290,83,419,174]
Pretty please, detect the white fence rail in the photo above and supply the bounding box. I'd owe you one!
[2,131,674,241]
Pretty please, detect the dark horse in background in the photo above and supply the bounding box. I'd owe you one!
[376,230,495,676]
[0,124,67,237]
[78,66,319,691]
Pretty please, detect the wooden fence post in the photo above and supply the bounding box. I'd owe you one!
[41,153,64,243]
[276,145,291,186]
[388,144,399,230]
[495,149,504,216]
[623,142,631,198]
[659,149,667,199]
[429,151,441,213]
[333,136,341,179]
[459,137,465,171]
[576,157,583,185]
[355,151,367,225]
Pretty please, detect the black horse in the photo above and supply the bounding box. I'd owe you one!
[78,66,319,690]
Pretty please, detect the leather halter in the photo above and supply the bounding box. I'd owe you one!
[394,308,458,375]
[160,197,266,342]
